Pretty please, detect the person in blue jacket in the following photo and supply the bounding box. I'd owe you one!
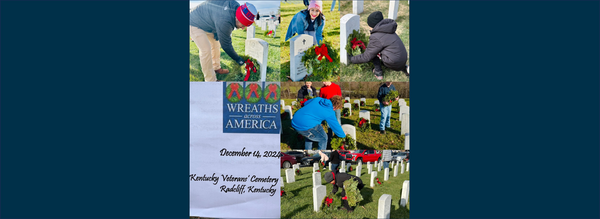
[284,0,325,46]
[292,95,346,150]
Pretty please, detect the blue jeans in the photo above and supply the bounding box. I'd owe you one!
[297,124,328,150]
[380,103,392,131]
[383,161,390,169]
[331,163,339,172]
[330,0,341,11]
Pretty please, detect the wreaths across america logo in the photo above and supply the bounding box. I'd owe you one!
[223,82,281,134]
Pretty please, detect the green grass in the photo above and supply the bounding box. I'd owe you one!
[190,25,281,82]
[339,0,410,82]
[280,0,341,81]
[281,165,410,218]
[280,98,410,151]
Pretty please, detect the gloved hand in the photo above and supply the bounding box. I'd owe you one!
[238,58,246,66]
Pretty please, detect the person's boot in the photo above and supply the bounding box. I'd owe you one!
[380,130,386,135]
[340,200,354,212]
[215,68,229,74]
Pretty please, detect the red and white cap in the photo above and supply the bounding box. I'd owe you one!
[236,3,257,27]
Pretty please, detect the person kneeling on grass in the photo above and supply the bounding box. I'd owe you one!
[292,96,346,150]
[189,1,257,82]
[324,171,365,212]
[347,11,409,80]
[284,0,325,46]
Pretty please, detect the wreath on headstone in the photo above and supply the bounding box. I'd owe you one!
[295,168,302,176]
[331,136,356,150]
[345,29,372,71]
[383,90,400,104]
[374,103,380,112]
[344,99,349,103]
[239,55,261,81]
[343,178,364,207]
[352,103,360,111]
[264,30,274,37]
[320,193,337,213]
[342,108,350,117]
[302,41,340,81]
[355,118,369,131]
[360,100,365,106]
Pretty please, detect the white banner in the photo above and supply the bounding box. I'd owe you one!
[190,82,281,218]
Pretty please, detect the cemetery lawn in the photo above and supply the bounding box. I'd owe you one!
[190,26,280,82]
[280,0,341,81]
[280,98,410,151]
[280,166,410,218]
[339,0,410,82]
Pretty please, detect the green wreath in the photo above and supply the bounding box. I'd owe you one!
[383,90,399,104]
[343,178,364,207]
[244,83,262,103]
[355,117,370,132]
[263,83,281,104]
[345,29,373,71]
[342,108,350,117]
[302,40,340,81]
[225,83,243,103]
[237,55,261,82]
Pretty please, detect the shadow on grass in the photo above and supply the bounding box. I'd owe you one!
[283,204,310,219]
[359,187,375,205]
[290,184,311,196]
[391,196,410,218]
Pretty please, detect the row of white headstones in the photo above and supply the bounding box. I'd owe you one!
[282,160,409,217]
[280,98,410,150]
[243,18,279,82]
[288,0,405,82]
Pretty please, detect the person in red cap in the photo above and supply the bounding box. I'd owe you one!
[190,1,257,82]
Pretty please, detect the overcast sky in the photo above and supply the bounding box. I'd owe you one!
[190,1,280,15]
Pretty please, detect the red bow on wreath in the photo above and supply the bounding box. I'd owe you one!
[228,83,241,99]
[349,166,353,171]
[281,189,285,197]
[314,44,333,62]
[358,118,367,128]
[267,30,273,36]
[265,84,278,101]
[342,196,348,200]
[325,197,333,207]
[376,177,382,184]
[316,170,320,172]
[244,59,257,81]
[300,98,308,107]
[351,38,366,50]
[246,83,259,99]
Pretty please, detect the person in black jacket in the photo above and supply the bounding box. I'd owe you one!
[297,81,317,101]
[348,11,408,80]
[324,171,365,212]
[329,150,342,171]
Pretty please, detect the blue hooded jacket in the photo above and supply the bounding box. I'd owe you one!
[291,97,346,138]
[284,10,325,45]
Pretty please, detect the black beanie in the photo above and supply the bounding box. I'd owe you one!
[324,172,334,183]
[367,11,384,28]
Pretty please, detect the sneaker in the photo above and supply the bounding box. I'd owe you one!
[215,68,229,74]
[373,69,383,80]
[380,130,386,134]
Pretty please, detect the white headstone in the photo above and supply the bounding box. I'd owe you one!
[247,25,255,39]
[405,133,410,150]
[313,185,326,212]
[398,99,407,106]
[283,105,293,119]
[406,162,410,172]
[377,194,392,219]
[393,164,398,177]
[313,162,319,172]
[360,98,366,102]
[367,162,372,173]
[401,113,409,135]
[374,100,380,105]
[378,162,382,171]
[356,165,362,177]
[280,99,285,107]
[281,177,284,187]
[292,101,297,106]
[340,14,360,64]
[329,162,332,171]
[340,161,346,173]
[285,168,295,183]
[400,180,410,207]
[289,34,314,81]
[399,106,410,121]
[359,110,371,123]
[388,0,400,20]
[400,163,405,174]
[384,168,389,181]
[343,103,352,116]
[245,38,269,81]
[312,172,321,187]
[352,0,364,14]
[370,171,376,188]
[353,99,360,104]
[341,125,356,145]
[345,97,350,102]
